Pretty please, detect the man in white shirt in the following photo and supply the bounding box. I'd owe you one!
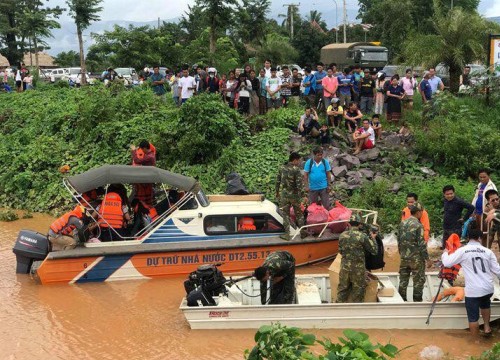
[353,119,375,155]
[442,226,500,337]
[178,68,197,104]
[263,59,272,78]
[266,67,282,110]
[428,67,445,94]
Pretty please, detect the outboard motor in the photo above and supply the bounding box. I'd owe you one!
[184,264,227,306]
[12,230,50,274]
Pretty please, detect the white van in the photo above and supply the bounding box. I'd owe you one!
[49,68,69,82]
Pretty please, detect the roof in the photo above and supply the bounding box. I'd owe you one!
[0,54,9,67]
[23,52,55,67]
[67,165,199,193]
[321,42,385,50]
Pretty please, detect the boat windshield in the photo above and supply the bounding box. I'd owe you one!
[197,190,209,207]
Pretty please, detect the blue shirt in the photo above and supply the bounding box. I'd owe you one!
[150,73,166,95]
[337,74,353,95]
[302,74,316,95]
[419,79,432,100]
[475,183,486,215]
[259,76,267,97]
[428,76,442,94]
[304,159,331,191]
[314,70,327,90]
[352,72,362,93]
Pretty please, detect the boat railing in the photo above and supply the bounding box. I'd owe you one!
[291,208,378,240]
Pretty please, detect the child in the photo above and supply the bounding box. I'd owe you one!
[371,114,382,140]
[319,124,331,146]
[326,98,343,127]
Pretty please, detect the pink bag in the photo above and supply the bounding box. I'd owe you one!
[327,201,352,233]
[306,203,329,235]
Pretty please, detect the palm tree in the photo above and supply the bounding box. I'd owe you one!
[306,10,327,30]
[66,0,102,85]
[403,7,493,92]
[198,0,237,55]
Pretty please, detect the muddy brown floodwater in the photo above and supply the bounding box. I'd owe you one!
[0,215,497,359]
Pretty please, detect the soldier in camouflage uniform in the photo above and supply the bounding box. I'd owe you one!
[276,152,306,240]
[397,203,428,302]
[254,251,296,304]
[336,214,378,303]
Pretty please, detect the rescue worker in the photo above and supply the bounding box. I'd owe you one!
[254,251,296,305]
[96,184,131,241]
[48,205,87,251]
[397,203,428,302]
[131,140,156,206]
[336,214,378,303]
[401,192,430,242]
[275,152,306,240]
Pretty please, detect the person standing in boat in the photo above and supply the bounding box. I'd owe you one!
[254,251,296,305]
[131,140,156,206]
[48,205,88,251]
[397,203,428,302]
[336,214,378,303]
[442,222,500,337]
[276,152,307,241]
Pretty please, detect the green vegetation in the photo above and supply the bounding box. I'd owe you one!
[245,324,400,360]
[0,209,19,222]
[470,343,500,360]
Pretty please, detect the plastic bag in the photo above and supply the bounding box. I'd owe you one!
[419,345,444,360]
[306,203,329,235]
[327,201,352,233]
[225,173,249,195]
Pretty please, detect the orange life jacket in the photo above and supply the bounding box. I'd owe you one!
[98,192,125,229]
[133,183,154,205]
[439,233,462,281]
[133,200,158,221]
[132,144,156,166]
[435,287,465,302]
[50,206,84,236]
[238,217,256,231]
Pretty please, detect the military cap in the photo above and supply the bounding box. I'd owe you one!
[349,213,362,224]
[409,202,423,214]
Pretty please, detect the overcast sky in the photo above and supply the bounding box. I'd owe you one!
[51,0,500,23]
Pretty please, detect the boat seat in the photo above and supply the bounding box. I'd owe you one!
[377,276,405,303]
[296,280,322,305]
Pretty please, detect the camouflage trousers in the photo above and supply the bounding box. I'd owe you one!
[399,258,426,302]
[336,261,366,303]
[260,268,296,305]
[279,196,304,236]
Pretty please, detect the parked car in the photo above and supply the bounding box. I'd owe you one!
[277,64,304,77]
[435,63,486,88]
[61,68,91,85]
[115,67,138,81]
[48,68,70,82]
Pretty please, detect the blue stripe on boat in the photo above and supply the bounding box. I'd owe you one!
[76,255,132,283]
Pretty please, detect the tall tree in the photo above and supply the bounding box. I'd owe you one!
[66,0,102,84]
[0,0,23,66]
[20,0,63,69]
[306,10,327,31]
[198,0,237,55]
[402,7,493,92]
[54,50,80,67]
[234,0,270,45]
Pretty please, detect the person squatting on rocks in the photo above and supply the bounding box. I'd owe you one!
[397,203,428,302]
[275,152,307,241]
[336,214,378,303]
[254,251,296,305]
[442,222,500,337]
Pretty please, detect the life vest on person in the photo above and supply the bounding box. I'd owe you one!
[238,217,256,231]
[439,233,462,281]
[82,190,97,203]
[133,183,154,205]
[50,206,84,236]
[132,144,156,166]
[133,200,158,222]
[98,192,125,229]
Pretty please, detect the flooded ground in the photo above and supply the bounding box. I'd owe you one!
[0,215,497,359]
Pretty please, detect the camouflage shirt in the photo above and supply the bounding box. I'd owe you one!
[338,228,378,264]
[276,163,305,198]
[263,251,295,277]
[397,216,428,260]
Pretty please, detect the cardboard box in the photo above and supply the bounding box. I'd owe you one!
[328,254,378,303]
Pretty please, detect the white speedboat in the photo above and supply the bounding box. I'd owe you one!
[180,272,500,330]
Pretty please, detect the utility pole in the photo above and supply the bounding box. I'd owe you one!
[283,3,300,40]
[332,0,338,43]
[343,0,347,43]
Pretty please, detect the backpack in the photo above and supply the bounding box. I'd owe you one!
[307,158,334,181]
[365,233,385,270]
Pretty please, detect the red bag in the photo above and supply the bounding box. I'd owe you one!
[290,203,306,225]
[306,203,329,235]
[327,201,352,233]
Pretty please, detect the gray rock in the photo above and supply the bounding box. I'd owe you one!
[356,147,381,162]
[332,165,348,178]
[383,134,401,147]
[391,182,401,193]
[340,154,360,169]
[374,175,386,182]
[359,169,375,180]
[420,167,437,176]
[346,171,362,185]
[347,184,362,190]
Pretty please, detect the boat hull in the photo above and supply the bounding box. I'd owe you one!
[35,237,338,285]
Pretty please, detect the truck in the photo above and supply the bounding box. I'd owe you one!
[320,42,388,71]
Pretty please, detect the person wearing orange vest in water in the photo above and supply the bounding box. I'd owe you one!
[48,205,87,251]
[131,140,156,205]
[96,184,131,241]
[401,192,431,242]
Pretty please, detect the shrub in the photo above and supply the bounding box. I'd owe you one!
[0,209,19,222]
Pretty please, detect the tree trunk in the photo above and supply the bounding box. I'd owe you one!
[6,11,19,66]
[34,37,39,70]
[449,63,461,94]
[77,25,87,85]
[209,22,216,54]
